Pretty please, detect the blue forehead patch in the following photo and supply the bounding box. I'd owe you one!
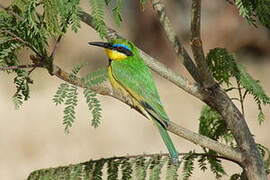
[112,44,131,51]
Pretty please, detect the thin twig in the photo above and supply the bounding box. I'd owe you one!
[242,89,249,100]
[237,80,245,117]
[0,29,41,56]
[151,0,201,82]
[0,4,23,20]
[190,0,215,88]
[0,64,43,71]
[50,35,63,58]
[231,98,241,102]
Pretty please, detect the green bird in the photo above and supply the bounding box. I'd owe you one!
[89,39,179,163]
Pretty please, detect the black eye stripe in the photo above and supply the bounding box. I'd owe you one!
[113,46,133,56]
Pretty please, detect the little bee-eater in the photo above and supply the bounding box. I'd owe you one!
[89,39,179,163]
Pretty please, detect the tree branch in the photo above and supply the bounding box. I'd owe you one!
[188,1,267,179]
[50,64,242,163]
[151,0,201,83]
[204,87,267,180]
[190,0,215,88]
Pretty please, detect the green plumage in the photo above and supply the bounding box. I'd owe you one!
[90,39,179,163]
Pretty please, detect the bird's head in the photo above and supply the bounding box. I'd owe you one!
[88,39,134,61]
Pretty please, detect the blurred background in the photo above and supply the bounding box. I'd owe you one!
[0,0,270,179]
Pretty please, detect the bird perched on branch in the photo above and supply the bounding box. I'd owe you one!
[89,39,179,163]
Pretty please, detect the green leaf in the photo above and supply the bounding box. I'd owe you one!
[206,48,238,86]
[53,83,69,105]
[92,159,106,180]
[83,68,108,87]
[237,65,270,105]
[182,152,196,180]
[107,159,120,180]
[89,0,107,38]
[43,0,61,35]
[199,106,234,144]
[165,159,180,180]
[235,0,256,26]
[12,93,23,110]
[235,0,270,28]
[134,157,149,180]
[197,155,207,172]
[121,159,133,180]
[206,151,226,178]
[236,65,270,124]
[63,85,78,133]
[149,155,166,180]
[112,0,123,26]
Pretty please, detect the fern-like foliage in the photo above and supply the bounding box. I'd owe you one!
[206,48,238,86]
[203,47,270,178]
[199,105,235,146]
[112,0,123,26]
[206,150,226,178]
[89,0,124,37]
[199,107,229,178]
[206,48,270,124]
[234,0,270,28]
[199,104,270,177]
[83,88,102,128]
[181,150,227,180]
[121,159,133,180]
[1,0,82,109]
[89,0,107,38]
[182,152,196,180]
[53,66,107,131]
[53,83,69,105]
[83,68,108,128]
[134,156,149,180]
[149,155,167,180]
[257,144,270,174]
[27,154,182,180]
[199,48,270,176]
[62,84,78,133]
[166,160,180,180]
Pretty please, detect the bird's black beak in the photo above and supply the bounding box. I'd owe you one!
[88,42,113,49]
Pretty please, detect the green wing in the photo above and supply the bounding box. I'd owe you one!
[111,56,169,124]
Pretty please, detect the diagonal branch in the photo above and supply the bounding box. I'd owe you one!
[190,1,266,178]
[51,64,242,163]
[151,0,201,83]
[190,0,215,88]
[78,10,267,179]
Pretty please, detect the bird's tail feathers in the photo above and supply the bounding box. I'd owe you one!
[156,123,179,164]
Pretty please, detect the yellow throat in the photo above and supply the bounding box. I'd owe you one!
[105,49,127,60]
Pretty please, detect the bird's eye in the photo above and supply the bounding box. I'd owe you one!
[117,46,123,50]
